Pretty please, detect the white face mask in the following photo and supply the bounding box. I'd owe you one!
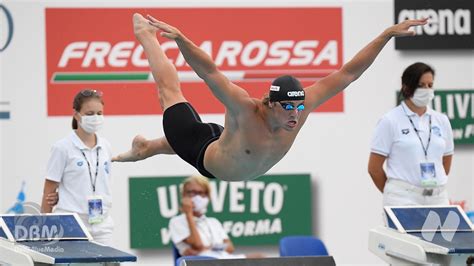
[411,88,434,107]
[79,114,104,133]
[192,195,209,214]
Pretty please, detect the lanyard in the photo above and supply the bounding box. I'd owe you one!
[80,148,100,192]
[402,105,432,160]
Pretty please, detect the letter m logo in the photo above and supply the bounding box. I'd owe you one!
[421,210,460,242]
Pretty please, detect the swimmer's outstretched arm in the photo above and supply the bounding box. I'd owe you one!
[304,18,428,111]
[112,135,175,162]
[146,15,253,114]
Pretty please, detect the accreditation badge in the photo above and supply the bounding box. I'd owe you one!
[87,195,104,224]
[420,162,437,187]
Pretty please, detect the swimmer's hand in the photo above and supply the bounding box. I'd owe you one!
[112,135,149,162]
[146,15,182,40]
[385,18,428,37]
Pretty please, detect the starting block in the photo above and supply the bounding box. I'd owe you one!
[369,205,474,265]
[0,213,136,265]
[179,256,336,266]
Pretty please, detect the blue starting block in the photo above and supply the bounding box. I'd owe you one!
[369,205,474,265]
[0,213,136,265]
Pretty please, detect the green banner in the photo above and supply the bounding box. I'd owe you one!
[397,89,474,144]
[129,174,312,249]
[432,90,474,145]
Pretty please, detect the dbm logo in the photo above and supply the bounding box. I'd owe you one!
[12,202,65,244]
[394,0,474,49]
[14,224,63,241]
[421,210,460,242]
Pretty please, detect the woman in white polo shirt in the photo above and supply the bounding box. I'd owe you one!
[368,62,454,206]
[40,89,114,245]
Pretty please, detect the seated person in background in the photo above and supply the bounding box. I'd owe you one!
[169,175,264,259]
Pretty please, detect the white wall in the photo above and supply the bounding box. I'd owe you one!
[1,0,473,265]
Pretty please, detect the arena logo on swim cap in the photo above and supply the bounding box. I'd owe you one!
[287,91,305,97]
[270,85,280,92]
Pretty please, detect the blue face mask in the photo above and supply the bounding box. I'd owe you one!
[279,102,305,111]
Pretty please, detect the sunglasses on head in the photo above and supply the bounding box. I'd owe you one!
[184,189,207,197]
[279,102,305,111]
[80,89,103,97]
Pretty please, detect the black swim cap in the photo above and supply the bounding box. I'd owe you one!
[269,75,305,102]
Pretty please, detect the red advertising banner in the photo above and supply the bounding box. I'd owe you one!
[46,8,343,116]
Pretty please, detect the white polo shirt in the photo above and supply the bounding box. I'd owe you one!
[371,101,454,186]
[46,131,113,215]
[169,213,229,255]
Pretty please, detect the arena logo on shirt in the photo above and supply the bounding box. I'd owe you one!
[129,174,312,248]
[45,8,343,116]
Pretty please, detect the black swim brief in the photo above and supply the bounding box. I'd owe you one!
[163,102,223,179]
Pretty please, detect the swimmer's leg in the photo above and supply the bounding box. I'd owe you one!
[133,13,187,110]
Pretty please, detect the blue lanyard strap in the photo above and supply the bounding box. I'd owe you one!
[80,148,100,192]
